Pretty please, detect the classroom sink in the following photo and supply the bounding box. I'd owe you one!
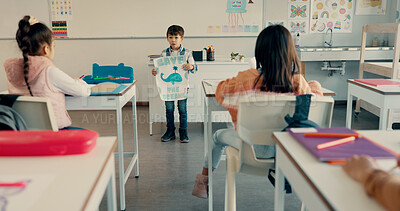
[297,46,394,61]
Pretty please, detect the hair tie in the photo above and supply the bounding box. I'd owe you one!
[28,16,39,26]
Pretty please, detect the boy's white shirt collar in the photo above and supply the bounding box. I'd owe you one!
[168,45,183,53]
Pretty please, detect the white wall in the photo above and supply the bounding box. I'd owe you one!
[0,0,397,101]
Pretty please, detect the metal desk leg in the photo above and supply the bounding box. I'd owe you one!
[274,148,285,211]
[132,95,139,177]
[346,91,353,129]
[207,99,213,211]
[380,100,389,130]
[116,100,126,211]
[107,158,117,211]
[150,121,153,136]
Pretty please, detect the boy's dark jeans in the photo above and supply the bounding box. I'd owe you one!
[165,98,187,130]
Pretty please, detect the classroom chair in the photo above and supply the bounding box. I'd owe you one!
[224,95,334,211]
[11,96,58,131]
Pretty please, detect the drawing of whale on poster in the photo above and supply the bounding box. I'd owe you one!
[154,55,188,101]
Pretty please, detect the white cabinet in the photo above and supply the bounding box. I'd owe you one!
[148,59,250,135]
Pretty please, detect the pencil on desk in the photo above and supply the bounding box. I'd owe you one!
[0,181,27,188]
[305,132,361,138]
[316,136,356,150]
[79,75,85,79]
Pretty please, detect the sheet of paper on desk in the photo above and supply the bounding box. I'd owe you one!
[0,174,55,211]
[90,82,128,95]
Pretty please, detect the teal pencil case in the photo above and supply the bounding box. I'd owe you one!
[83,63,134,84]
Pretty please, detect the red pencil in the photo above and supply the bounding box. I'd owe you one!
[0,181,27,188]
[316,136,356,150]
[305,132,361,138]
[79,75,85,79]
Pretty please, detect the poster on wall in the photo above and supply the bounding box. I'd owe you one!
[206,0,262,35]
[356,0,387,15]
[310,0,354,33]
[288,0,310,34]
[50,0,73,21]
[154,56,188,101]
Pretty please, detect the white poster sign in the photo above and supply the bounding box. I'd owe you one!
[154,56,188,101]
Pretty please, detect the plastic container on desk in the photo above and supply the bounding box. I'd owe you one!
[83,63,134,84]
[207,50,215,61]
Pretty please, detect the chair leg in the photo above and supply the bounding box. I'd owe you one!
[225,161,236,211]
[300,202,307,211]
[355,99,361,113]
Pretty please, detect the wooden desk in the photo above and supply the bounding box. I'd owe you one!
[201,80,335,211]
[0,137,118,211]
[346,79,400,130]
[272,130,399,211]
[65,81,139,211]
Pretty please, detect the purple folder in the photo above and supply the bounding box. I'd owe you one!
[287,127,397,162]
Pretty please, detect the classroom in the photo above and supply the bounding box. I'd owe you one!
[1,0,400,210]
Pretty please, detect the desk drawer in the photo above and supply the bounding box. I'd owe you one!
[66,96,119,110]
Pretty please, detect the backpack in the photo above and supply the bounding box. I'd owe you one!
[0,95,28,131]
[268,94,320,193]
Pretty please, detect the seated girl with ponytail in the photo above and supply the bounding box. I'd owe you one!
[3,15,90,130]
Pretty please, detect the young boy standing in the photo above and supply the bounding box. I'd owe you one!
[152,25,197,143]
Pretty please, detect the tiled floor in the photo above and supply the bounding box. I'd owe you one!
[69,103,383,210]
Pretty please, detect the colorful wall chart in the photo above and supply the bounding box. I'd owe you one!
[50,0,73,21]
[356,0,386,15]
[206,0,261,34]
[310,0,354,33]
[52,21,68,38]
[288,0,310,34]
[154,56,188,101]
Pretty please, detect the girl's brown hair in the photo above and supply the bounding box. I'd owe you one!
[16,15,53,96]
[254,25,301,93]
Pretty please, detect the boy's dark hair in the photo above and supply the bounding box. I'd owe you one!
[16,15,53,96]
[166,25,184,37]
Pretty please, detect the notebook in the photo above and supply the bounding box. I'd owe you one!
[354,79,400,88]
[287,127,397,162]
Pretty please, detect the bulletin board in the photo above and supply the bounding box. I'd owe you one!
[0,0,51,39]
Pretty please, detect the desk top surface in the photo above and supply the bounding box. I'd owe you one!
[0,137,117,211]
[348,79,400,95]
[87,80,137,96]
[202,80,336,97]
[273,130,400,211]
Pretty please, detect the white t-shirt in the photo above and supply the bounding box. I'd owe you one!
[47,66,91,97]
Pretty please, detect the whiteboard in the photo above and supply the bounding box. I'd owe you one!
[0,0,264,39]
[0,0,50,39]
[129,0,264,37]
